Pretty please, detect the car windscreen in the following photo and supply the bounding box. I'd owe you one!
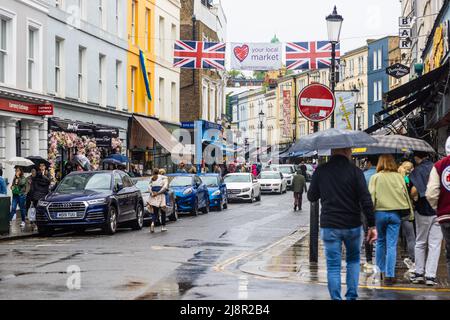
[259,172,281,180]
[56,173,112,193]
[200,176,219,187]
[278,167,293,174]
[224,175,251,183]
[169,176,192,187]
[134,180,150,193]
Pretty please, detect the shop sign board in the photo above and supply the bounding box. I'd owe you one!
[0,98,53,116]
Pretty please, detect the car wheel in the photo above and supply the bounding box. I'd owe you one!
[249,191,255,203]
[201,199,210,214]
[191,199,199,216]
[38,226,54,237]
[217,198,223,211]
[131,203,144,230]
[103,205,118,235]
[169,207,178,222]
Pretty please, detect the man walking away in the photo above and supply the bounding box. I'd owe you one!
[292,166,307,211]
[308,148,377,300]
[409,151,442,286]
[426,136,450,282]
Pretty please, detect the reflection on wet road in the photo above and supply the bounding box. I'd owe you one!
[1,192,449,300]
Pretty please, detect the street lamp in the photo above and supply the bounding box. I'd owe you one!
[258,110,265,162]
[326,6,343,129]
[354,103,363,131]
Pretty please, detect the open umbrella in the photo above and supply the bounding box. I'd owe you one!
[3,157,34,167]
[106,153,129,164]
[73,154,92,171]
[102,158,123,166]
[26,156,50,168]
[372,135,435,153]
[351,146,407,157]
[288,129,377,154]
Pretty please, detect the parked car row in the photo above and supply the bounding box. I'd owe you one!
[34,169,298,237]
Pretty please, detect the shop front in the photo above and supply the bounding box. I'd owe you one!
[0,95,53,185]
[129,115,190,175]
[48,118,123,180]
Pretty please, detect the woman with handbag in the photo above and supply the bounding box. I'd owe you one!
[147,168,169,233]
[9,167,27,228]
[369,155,414,285]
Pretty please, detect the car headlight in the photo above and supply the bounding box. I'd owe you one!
[242,188,250,192]
[37,200,49,207]
[183,188,193,195]
[87,198,107,205]
[212,190,221,196]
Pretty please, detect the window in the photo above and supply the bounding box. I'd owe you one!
[55,38,63,95]
[115,60,122,109]
[373,81,382,102]
[115,0,120,36]
[78,46,86,101]
[378,80,382,101]
[131,0,137,45]
[145,9,150,51]
[159,16,165,58]
[171,23,176,60]
[377,49,382,70]
[358,56,364,75]
[0,17,9,84]
[159,77,165,118]
[373,50,378,70]
[131,66,137,112]
[98,54,106,107]
[78,0,85,19]
[99,0,106,30]
[171,82,176,118]
[27,25,40,90]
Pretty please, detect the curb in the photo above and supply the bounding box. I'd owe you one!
[0,232,37,242]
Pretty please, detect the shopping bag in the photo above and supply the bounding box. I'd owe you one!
[28,206,36,222]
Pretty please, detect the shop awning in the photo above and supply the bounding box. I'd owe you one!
[133,115,192,155]
[366,62,450,135]
[383,62,449,103]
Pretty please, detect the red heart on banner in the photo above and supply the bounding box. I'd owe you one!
[234,45,249,62]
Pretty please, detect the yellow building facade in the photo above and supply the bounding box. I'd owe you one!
[127,0,156,116]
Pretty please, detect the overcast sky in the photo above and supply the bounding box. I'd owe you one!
[220,0,401,54]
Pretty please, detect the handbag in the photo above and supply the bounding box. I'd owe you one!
[28,205,36,222]
[12,185,21,196]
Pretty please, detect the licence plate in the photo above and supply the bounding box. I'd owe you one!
[228,194,238,198]
[57,212,78,218]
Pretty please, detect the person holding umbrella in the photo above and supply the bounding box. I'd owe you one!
[29,163,51,209]
[9,167,27,228]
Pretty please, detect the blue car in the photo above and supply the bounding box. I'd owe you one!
[167,174,209,216]
[35,170,145,236]
[199,174,228,211]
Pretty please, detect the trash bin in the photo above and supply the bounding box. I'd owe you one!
[0,196,11,235]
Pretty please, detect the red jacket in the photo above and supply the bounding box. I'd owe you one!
[434,156,450,222]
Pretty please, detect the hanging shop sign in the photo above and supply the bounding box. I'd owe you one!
[298,84,336,122]
[0,98,53,116]
[399,16,413,49]
[386,63,411,79]
[231,43,282,71]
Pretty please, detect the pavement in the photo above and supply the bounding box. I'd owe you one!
[1,191,449,300]
[0,219,38,241]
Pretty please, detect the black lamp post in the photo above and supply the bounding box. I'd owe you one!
[258,110,265,162]
[326,6,343,129]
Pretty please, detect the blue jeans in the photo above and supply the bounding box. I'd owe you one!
[321,227,361,300]
[375,211,401,278]
[10,194,26,222]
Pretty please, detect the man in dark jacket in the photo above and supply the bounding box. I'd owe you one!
[292,166,307,211]
[409,151,442,286]
[307,148,377,300]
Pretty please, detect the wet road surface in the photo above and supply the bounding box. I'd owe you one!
[1,191,449,300]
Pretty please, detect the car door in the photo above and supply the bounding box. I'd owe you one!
[113,172,128,220]
[121,173,137,220]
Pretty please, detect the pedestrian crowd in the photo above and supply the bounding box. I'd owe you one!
[308,136,450,300]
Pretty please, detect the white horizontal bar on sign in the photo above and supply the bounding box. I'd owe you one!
[300,98,333,108]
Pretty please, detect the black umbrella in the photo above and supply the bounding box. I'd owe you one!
[26,156,50,168]
[352,146,407,157]
[288,129,377,154]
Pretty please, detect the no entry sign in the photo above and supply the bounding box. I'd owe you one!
[298,84,335,122]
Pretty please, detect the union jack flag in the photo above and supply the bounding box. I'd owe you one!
[285,41,340,70]
[174,40,226,70]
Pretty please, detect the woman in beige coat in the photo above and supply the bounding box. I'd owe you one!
[148,168,169,233]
